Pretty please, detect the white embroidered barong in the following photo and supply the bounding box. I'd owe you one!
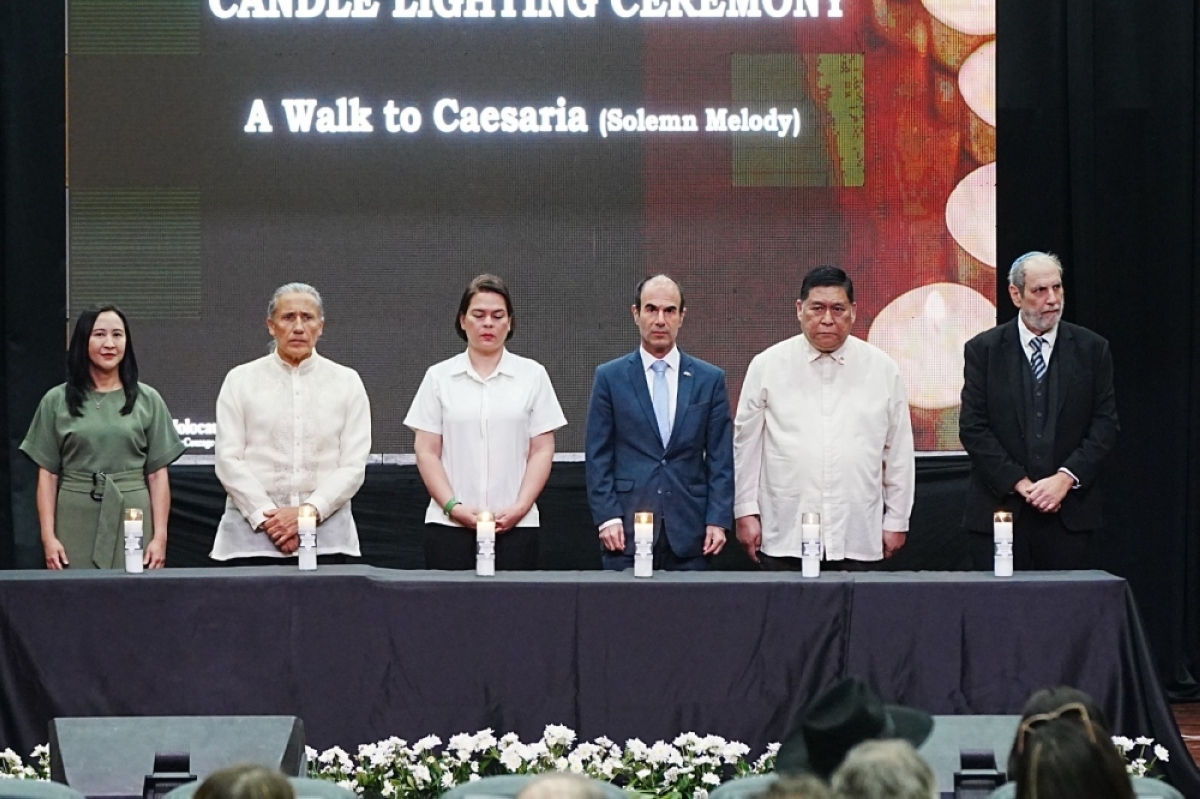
[212,350,371,560]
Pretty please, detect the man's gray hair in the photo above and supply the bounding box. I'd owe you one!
[1008,252,1064,294]
[516,774,607,799]
[830,740,937,799]
[267,282,324,319]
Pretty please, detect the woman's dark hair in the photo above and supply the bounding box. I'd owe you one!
[66,304,139,417]
[1012,717,1134,799]
[1007,687,1110,775]
[455,274,515,342]
[194,764,295,799]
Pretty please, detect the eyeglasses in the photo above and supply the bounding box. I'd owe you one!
[1015,702,1098,754]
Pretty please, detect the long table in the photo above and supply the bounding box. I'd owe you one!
[0,568,1195,793]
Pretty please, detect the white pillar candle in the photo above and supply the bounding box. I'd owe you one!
[476,511,496,577]
[634,512,653,578]
[993,510,1014,578]
[801,512,821,579]
[298,505,318,571]
[123,508,144,574]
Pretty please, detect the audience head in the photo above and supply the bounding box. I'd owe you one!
[829,739,936,799]
[776,677,933,779]
[193,764,295,799]
[1006,686,1111,775]
[1011,712,1133,799]
[758,774,834,799]
[515,773,606,799]
[456,273,515,346]
[66,304,139,416]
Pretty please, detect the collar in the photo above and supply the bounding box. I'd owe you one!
[1017,318,1059,353]
[272,349,321,374]
[451,348,516,381]
[640,345,681,373]
[800,334,848,365]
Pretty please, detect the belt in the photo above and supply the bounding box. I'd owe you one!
[60,469,147,569]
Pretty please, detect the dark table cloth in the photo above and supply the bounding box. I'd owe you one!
[0,568,1194,793]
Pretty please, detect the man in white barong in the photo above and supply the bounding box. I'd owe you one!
[733,266,915,570]
[212,283,371,563]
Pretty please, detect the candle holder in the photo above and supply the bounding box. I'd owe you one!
[993,510,1013,577]
[123,508,145,574]
[476,511,496,577]
[633,512,653,578]
[800,512,821,578]
[298,504,318,571]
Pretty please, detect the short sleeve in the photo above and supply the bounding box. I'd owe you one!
[403,367,444,435]
[19,387,66,474]
[528,364,568,437]
[141,386,187,473]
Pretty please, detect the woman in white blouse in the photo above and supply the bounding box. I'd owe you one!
[405,274,567,570]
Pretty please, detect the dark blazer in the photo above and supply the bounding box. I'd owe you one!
[959,319,1119,532]
[585,349,734,559]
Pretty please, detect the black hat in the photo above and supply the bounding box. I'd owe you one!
[775,677,934,779]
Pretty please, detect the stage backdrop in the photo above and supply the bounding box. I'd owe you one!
[64,0,997,457]
[5,0,1200,699]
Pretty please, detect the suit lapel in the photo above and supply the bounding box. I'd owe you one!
[625,352,660,444]
[1053,323,1075,416]
[667,353,696,453]
[1003,320,1027,435]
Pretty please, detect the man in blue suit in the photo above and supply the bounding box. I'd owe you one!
[585,275,734,570]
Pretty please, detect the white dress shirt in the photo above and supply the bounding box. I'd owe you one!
[597,346,681,532]
[640,345,680,422]
[733,334,915,561]
[405,349,567,527]
[212,350,371,560]
[1016,319,1079,487]
[1017,319,1059,367]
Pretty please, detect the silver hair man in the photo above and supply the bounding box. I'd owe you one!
[831,740,937,799]
[268,282,324,319]
[1008,252,1063,293]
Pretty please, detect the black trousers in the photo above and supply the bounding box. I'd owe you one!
[968,510,1093,570]
[424,523,539,570]
[759,553,876,572]
[222,554,356,567]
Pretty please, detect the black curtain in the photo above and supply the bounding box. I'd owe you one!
[5,0,1200,694]
[997,0,1200,696]
[1,1,67,570]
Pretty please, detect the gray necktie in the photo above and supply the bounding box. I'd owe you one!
[1030,337,1048,382]
[651,360,671,447]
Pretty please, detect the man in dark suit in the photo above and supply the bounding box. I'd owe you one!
[585,274,734,570]
[960,252,1119,569]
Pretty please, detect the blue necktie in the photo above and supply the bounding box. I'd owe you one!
[1030,337,1048,382]
[651,360,671,447]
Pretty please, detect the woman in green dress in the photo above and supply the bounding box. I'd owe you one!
[20,305,186,569]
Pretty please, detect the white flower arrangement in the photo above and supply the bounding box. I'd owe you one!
[1110,735,1170,778]
[301,726,770,799]
[0,745,50,780]
[0,730,767,799]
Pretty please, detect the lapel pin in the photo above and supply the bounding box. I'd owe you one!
[684,370,692,377]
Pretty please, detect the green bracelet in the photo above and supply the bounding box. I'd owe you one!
[443,498,461,517]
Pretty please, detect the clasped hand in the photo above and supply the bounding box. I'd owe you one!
[262,506,304,554]
[1016,473,1073,513]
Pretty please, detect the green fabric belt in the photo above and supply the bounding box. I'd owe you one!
[60,469,147,569]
